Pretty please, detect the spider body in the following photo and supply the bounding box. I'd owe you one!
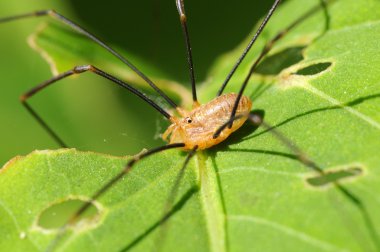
[3,0,339,250]
[163,93,252,150]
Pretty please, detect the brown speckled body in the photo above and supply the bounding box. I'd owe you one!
[163,93,252,150]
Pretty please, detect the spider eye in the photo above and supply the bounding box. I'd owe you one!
[186,118,192,123]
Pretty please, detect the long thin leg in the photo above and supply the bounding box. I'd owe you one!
[213,112,323,174]
[22,102,68,148]
[216,112,379,250]
[216,0,282,96]
[248,112,323,174]
[247,112,379,250]
[164,146,198,215]
[226,0,333,128]
[155,145,198,251]
[176,0,197,104]
[215,109,379,242]
[0,10,178,109]
[21,65,172,147]
[46,142,185,252]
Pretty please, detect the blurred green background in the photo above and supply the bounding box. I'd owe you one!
[0,0,272,165]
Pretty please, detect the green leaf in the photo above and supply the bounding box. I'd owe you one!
[1,0,380,251]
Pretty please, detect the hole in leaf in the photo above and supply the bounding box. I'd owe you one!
[294,62,332,76]
[256,46,305,75]
[38,199,100,230]
[306,166,363,187]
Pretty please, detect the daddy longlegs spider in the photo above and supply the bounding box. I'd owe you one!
[1,0,378,251]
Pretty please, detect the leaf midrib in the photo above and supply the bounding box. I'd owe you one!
[197,151,226,252]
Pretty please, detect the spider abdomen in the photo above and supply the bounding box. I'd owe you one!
[165,93,252,150]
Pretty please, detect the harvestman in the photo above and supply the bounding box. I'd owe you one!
[0,0,358,250]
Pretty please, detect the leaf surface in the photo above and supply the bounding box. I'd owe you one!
[1,0,380,251]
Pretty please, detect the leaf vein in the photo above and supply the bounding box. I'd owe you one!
[219,166,304,177]
[0,199,42,251]
[304,84,380,130]
[228,215,347,252]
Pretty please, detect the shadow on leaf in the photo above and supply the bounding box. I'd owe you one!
[120,186,199,252]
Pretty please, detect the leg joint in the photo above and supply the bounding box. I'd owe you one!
[35,10,54,16]
[73,65,94,74]
[19,94,27,102]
